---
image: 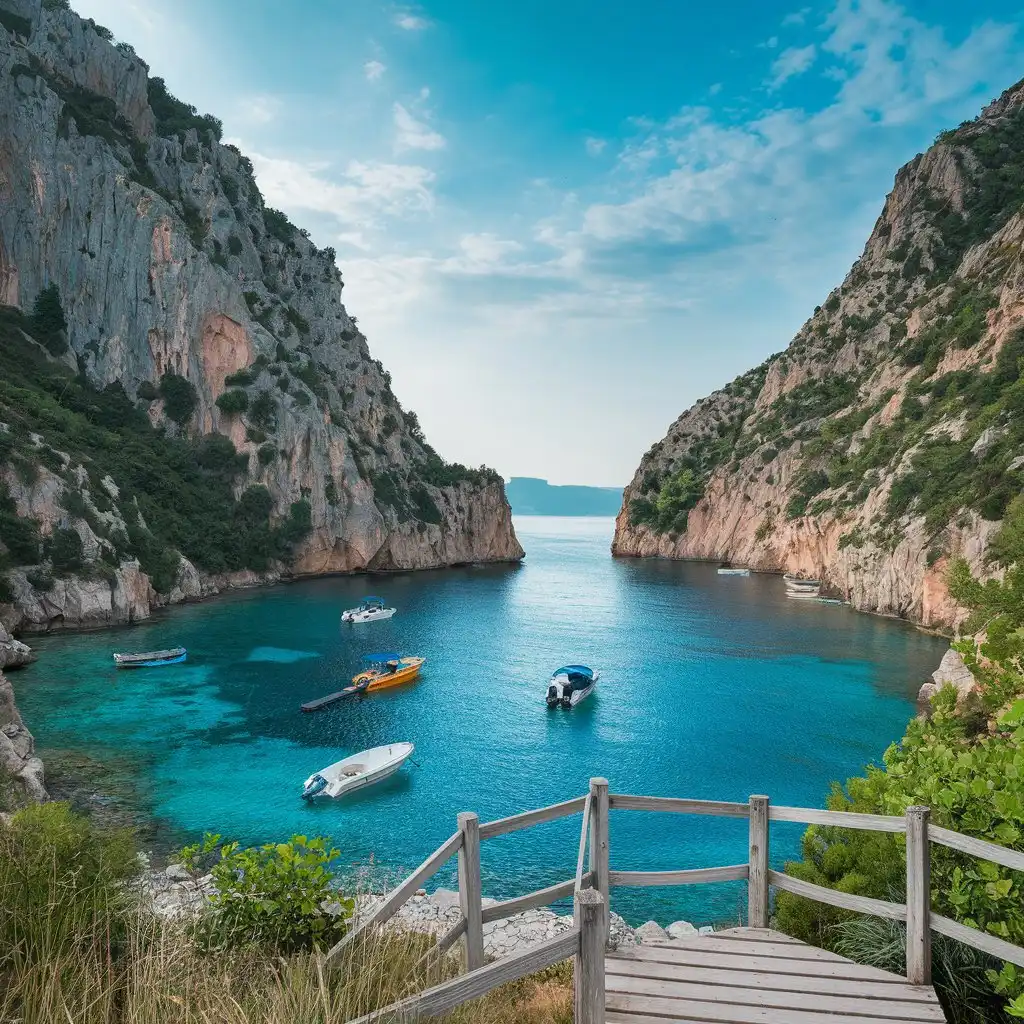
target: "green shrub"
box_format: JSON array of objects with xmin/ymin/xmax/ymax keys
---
[
  {"xmin": 286, "ymin": 306, "xmax": 310, "ymax": 335},
  {"xmin": 159, "ymin": 372, "xmax": 198, "ymax": 425},
  {"xmin": 148, "ymin": 77, "xmax": 222, "ymax": 140},
  {"xmin": 257, "ymin": 443, "xmax": 276, "ymax": 466},
  {"xmin": 0, "ymin": 483, "xmax": 41, "ymax": 564},
  {"xmin": 47, "ymin": 527, "xmax": 83, "ymax": 573},
  {"xmin": 194, "ymin": 434, "xmax": 247, "ymax": 478},
  {"xmin": 136, "ymin": 380, "xmax": 158, "ymax": 401},
  {"xmin": 182, "ymin": 201, "xmax": 207, "ymax": 250},
  {"xmin": 30, "ymin": 284, "xmax": 67, "ymax": 355},
  {"xmin": 227, "ymin": 233, "xmax": 243, "ymax": 256},
  {"xmin": 263, "ymin": 207, "xmax": 296, "ymax": 245},
  {"xmin": 224, "ymin": 369, "xmax": 254, "ymax": 387},
  {"xmin": 25, "ymin": 567, "xmax": 53, "ymax": 591},
  {"xmin": 215, "ymin": 388, "xmax": 249, "ymax": 415}
]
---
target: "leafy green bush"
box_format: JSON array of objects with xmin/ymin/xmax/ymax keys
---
[
  {"xmin": 286, "ymin": 306, "xmax": 310, "ymax": 335},
  {"xmin": 0, "ymin": 483, "xmax": 41, "ymax": 565},
  {"xmin": 263, "ymin": 208, "xmax": 296, "ymax": 245},
  {"xmin": 257, "ymin": 443, "xmax": 276, "ymax": 466},
  {"xmin": 30, "ymin": 284, "xmax": 67, "ymax": 355},
  {"xmin": 630, "ymin": 468, "xmax": 704, "ymax": 533},
  {"xmin": 215, "ymin": 389, "xmax": 249, "ymax": 415},
  {"xmin": 227, "ymin": 233, "xmax": 243, "ymax": 256},
  {"xmin": 180, "ymin": 833, "xmax": 351, "ymax": 953},
  {"xmin": 136, "ymin": 380, "xmax": 158, "ymax": 401},
  {"xmin": 159, "ymin": 372, "xmax": 198, "ymax": 425},
  {"xmin": 25, "ymin": 567, "xmax": 54, "ymax": 592},
  {"xmin": 224, "ymin": 369, "xmax": 254, "ymax": 387},
  {"xmin": 147, "ymin": 77, "xmax": 222, "ymax": 140},
  {"xmin": 47, "ymin": 527, "xmax": 84, "ymax": 573}
]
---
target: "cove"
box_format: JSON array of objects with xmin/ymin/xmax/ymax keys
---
[{"xmin": 16, "ymin": 516, "xmax": 947, "ymax": 926}]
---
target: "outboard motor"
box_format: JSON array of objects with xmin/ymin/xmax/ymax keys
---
[
  {"xmin": 560, "ymin": 685, "xmax": 573, "ymax": 709},
  {"xmin": 546, "ymin": 683, "xmax": 560, "ymax": 708},
  {"xmin": 302, "ymin": 774, "xmax": 328, "ymax": 799}
]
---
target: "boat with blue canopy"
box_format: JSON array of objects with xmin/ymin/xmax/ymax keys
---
[
  {"xmin": 341, "ymin": 596, "xmax": 396, "ymax": 623},
  {"xmin": 546, "ymin": 665, "xmax": 598, "ymax": 709}
]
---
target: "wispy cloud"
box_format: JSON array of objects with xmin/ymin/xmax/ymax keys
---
[
  {"xmin": 393, "ymin": 9, "xmax": 430, "ymax": 31},
  {"xmin": 393, "ymin": 102, "xmax": 446, "ymax": 151},
  {"xmin": 768, "ymin": 44, "xmax": 817, "ymax": 89},
  {"xmin": 235, "ymin": 94, "xmax": 281, "ymax": 125},
  {"xmin": 782, "ymin": 7, "xmax": 813, "ymax": 27},
  {"xmin": 237, "ymin": 145, "xmax": 436, "ymax": 229},
  {"xmin": 585, "ymin": 137, "xmax": 607, "ymax": 156},
  {"xmin": 364, "ymin": 60, "xmax": 387, "ymax": 81}
]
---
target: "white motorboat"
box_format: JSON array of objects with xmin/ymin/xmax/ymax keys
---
[
  {"xmin": 717, "ymin": 565, "xmax": 750, "ymax": 576},
  {"xmin": 784, "ymin": 573, "xmax": 821, "ymax": 591},
  {"xmin": 546, "ymin": 665, "xmax": 599, "ymax": 709},
  {"xmin": 301, "ymin": 742, "xmax": 414, "ymax": 800},
  {"xmin": 786, "ymin": 588, "xmax": 821, "ymax": 600},
  {"xmin": 341, "ymin": 596, "xmax": 396, "ymax": 623}
]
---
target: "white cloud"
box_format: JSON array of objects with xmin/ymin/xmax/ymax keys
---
[
  {"xmin": 236, "ymin": 145, "xmax": 436, "ymax": 229},
  {"xmin": 394, "ymin": 10, "xmax": 430, "ymax": 30},
  {"xmin": 765, "ymin": 35, "xmax": 780, "ymax": 49},
  {"xmin": 768, "ymin": 44, "xmax": 817, "ymax": 89},
  {"xmin": 782, "ymin": 7, "xmax": 813, "ymax": 27},
  {"xmin": 393, "ymin": 102, "xmax": 446, "ymax": 151},
  {"xmin": 364, "ymin": 60, "xmax": 387, "ymax": 81},
  {"xmin": 585, "ymin": 137, "xmax": 607, "ymax": 156},
  {"xmin": 708, "ymin": 82, "xmax": 723, "ymax": 96},
  {"xmin": 236, "ymin": 94, "xmax": 281, "ymax": 125}
]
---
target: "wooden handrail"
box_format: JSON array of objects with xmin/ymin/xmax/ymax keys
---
[
  {"xmin": 478, "ymin": 796, "xmax": 587, "ymax": 839},
  {"xmin": 480, "ymin": 876, "xmax": 582, "ymax": 924},
  {"xmin": 769, "ymin": 805, "xmax": 907, "ymax": 832},
  {"xmin": 768, "ymin": 870, "xmax": 908, "ymax": 921},
  {"xmin": 575, "ymin": 793, "xmax": 592, "ymax": 892},
  {"xmin": 929, "ymin": 824, "xmax": 1024, "ymax": 873},
  {"xmin": 609, "ymin": 794, "xmax": 749, "ymax": 817},
  {"xmin": 931, "ymin": 913, "xmax": 1024, "ymax": 969},
  {"xmin": 609, "ymin": 864, "xmax": 748, "ymax": 887},
  {"xmin": 344, "ymin": 928, "xmax": 581, "ymax": 1024}
]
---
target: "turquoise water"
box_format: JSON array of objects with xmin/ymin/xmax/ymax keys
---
[{"xmin": 17, "ymin": 516, "xmax": 946, "ymax": 925}]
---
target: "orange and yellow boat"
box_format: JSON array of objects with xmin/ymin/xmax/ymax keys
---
[{"xmin": 352, "ymin": 652, "xmax": 426, "ymax": 692}]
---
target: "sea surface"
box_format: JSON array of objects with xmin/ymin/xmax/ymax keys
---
[{"xmin": 18, "ymin": 516, "xmax": 946, "ymax": 926}]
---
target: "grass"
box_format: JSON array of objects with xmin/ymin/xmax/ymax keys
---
[{"xmin": 0, "ymin": 804, "xmax": 572, "ymax": 1024}]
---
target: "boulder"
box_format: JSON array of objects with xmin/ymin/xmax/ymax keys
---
[
  {"xmin": 918, "ymin": 647, "xmax": 978, "ymax": 706},
  {"xmin": 635, "ymin": 920, "xmax": 671, "ymax": 945},
  {"xmin": 667, "ymin": 920, "xmax": 698, "ymax": 940}
]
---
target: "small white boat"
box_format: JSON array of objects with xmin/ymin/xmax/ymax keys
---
[
  {"xmin": 786, "ymin": 589, "xmax": 821, "ymax": 600},
  {"xmin": 301, "ymin": 742, "xmax": 414, "ymax": 800},
  {"xmin": 546, "ymin": 665, "xmax": 598, "ymax": 709},
  {"xmin": 341, "ymin": 596, "xmax": 396, "ymax": 623},
  {"xmin": 717, "ymin": 565, "xmax": 750, "ymax": 576},
  {"xmin": 784, "ymin": 573, "xmax": 821, "ymax": 591},
  {"xmin": 113, "ymin": 647, "xmax": 186, "ymax": 668}
]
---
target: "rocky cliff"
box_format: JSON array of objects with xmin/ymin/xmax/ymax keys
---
[
  {"xmin": 0, "ymin": 669, "xmax": 46, "ymax": 806},
  {"xmin": 0, "ymin": 0, "xmax": 522, "ymax": 632},
  {"xmin": 614, "ymin": 79, "xmax": 1024, "ymax": 629}
]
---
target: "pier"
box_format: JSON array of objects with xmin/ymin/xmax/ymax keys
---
[{"xmin": 332, "ymin": 780, "xmax": 1024, "ymax": 1023}]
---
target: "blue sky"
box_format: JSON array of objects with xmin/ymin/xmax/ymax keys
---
[{"xmin": 76, "ymin": 0, "xmax": 1023, "ymax": 485}]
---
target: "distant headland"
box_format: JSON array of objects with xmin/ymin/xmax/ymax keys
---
[{"xmin": 506, "ymin": 478, "xmax": 623, "ymax": 517}]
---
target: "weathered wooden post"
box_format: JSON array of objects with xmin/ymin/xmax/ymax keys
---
[
  {"xmin": 457, "ymin": 811, "xmax": 484, "ymax": 972},
  {"xmin": 575, "ymin": 887, "xmax": 606, "ymax": 1024},
  {"xmin": 589, "ymin": 777, "xmax": 610, "ymax": 941},
  {"xmin": 748, "ymin": 794, "xmax": 770, "ymax": 929},
  {"xmin": 905, "ymin": 805, "xmax": 932, "ymax": 985}
]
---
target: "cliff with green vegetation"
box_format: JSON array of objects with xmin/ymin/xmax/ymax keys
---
[
  {"xmin": 0, "ymin": 0, "xmax": 522, "ymax": 632},
  {"xmin": 613, "ymin": 77, "xmax": 1024, "ymax": 629}
]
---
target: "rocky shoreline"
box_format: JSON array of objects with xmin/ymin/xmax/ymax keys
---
[{"xmin": 145, "ymin": 865, "xmax": 712, "ymax": 957}]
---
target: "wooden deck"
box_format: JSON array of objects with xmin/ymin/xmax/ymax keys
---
[{"xmin": 605, "ymin": 928, "xmax": 948, "ymax": 1024}]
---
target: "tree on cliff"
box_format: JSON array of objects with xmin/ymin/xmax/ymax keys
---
[{"xmin": 30, "ymin": 285, "xmax": 67, "ymax": 356}]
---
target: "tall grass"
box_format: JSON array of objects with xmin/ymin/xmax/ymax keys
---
[{"xmin": 0, "ymin": 804, "xmax": 572, "ymax": 1024}]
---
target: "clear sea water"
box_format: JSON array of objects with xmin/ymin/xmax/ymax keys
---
[{"xmin": 17, "ymin": 516, "xmax": 946, "ymax": 926}]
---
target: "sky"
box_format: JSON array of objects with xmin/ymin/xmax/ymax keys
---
[{"xmin": 74, "ymin": 0, "xmax": 1024, "ymax": 485}]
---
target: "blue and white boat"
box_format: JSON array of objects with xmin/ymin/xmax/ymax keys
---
[
  {"xmin": 113, "ymin": 646, "xmax": 186, "ymax": 669},
  {"xmin": 341, "ymin": 596, "xmax": 396, "ymax": 623},
  {"xmin": 546, "ymin": 665, "xmax": 599, "ymax": 709}
]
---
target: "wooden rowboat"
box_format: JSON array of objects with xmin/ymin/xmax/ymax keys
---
[{"xmin": 113, "ymin": 647, "xmax": 187, "ymax": 668}]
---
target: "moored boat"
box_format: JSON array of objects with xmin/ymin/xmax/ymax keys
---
[
  {"xmin": 351, "ymin": 653, "xmax": 425, "ymax": 692},
  {"xmin": 784, "ymin": 572, "xmax": 821, "ymax": 591},
  {"xmin": 341, "ymin": 597, "xmax": 396, "ymax": 624},
  {"xmin": 546, "ymin": 665, "xmax": 598, "ymax": 709},
  {"xmin": 301, "ymin": 742, "xmax": 415, "ymax": 799},
  {"xmin": 113, "ymin": 647, "xmax": 186, "ymax": 669},
  {"xmin": 717, "ymin": 565, "xmax": 750, "ymax": 576}
]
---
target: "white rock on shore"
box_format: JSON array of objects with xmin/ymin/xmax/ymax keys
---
[{"xmin": 144, "ymin": 873, "xmax": 707, "ymax": 957}]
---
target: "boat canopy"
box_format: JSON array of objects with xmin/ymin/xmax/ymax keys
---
[
  {"xmin": 554, "ymin": 665, "xmax": 594, "ymax": 679},
  {"xmin": 360, "ymin": 596, "xmax": 386, "ymax": 606},
  {"xmin": 364, "ymin": 651, "xmax": 402, "ymax": 664}
]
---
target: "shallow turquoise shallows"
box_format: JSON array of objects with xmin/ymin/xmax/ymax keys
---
[{"xmin": 18, "ymin": 516, "xmax": 946, "ymax": 926}]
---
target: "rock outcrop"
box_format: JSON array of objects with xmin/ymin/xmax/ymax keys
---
[
  {"xmin": 0, "ymin": 668, "xmax": 46, "ymax": 805},
  {"xmin": 0, "ymin": 621, "xmax": 33, "ymax": 668},
  {"xmin": 614, "ymin": 79, "xmax": 1024, "ymax": 629},
  {"xmin": 0, "ymin": 0, "xmax": 522, "ymax": 632},
  {"xmin": 917, "ymin": 647, "xmax": 979, "ymax": 705}
]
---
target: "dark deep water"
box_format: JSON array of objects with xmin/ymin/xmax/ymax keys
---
[{"xmin": 18, "ymin": 516, "xmax": 946, "ymax": 925}]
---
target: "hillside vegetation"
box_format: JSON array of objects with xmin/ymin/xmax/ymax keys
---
[{"xmin": 614, "ymin": 78, "xmax": 1024, "ymax": 629}]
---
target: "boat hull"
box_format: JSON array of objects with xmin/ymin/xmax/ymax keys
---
[
  {"xmin": 114, "ymin": 650, "xmax": 187, "ymax": 669},
  {"xmin": 354, "ymin": 658, "xmax": 425, "ymax": 692},
  {"xmin": 341, "ymin": 608, "xmax": 396, "ymax": 623},
  {"xmin": 717, "ymin": 568, "xmax": 750, "ymax": 576},
  {"xmin": 302, "ymin": 742, "xmax": 415, "ymax": 800}
]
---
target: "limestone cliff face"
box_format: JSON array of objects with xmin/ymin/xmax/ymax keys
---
[
  {"xmin": 0, "ymin": 0, "xmax": 522, "ymax": 631},
  {"xmin": 614, "ymin": 80, "xmax": 1024, "ymax": 629},
  {"xmin": 0, "ymin": 669, "xmax": 46, "ymax": 805}
]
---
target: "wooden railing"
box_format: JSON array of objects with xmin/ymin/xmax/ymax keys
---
[{"xmin": 335, "ymin": 781, "xmax": 1024, "ymax": 1023}]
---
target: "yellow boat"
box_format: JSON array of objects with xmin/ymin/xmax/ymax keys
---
[{"xmin": 353, "ymin": 652, "xmax": 426, "ymax": 692}]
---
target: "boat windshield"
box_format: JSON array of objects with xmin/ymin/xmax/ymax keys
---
[{"xmin": 360, "ymin": 596, "xmax": 386, "ymax": 609}]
